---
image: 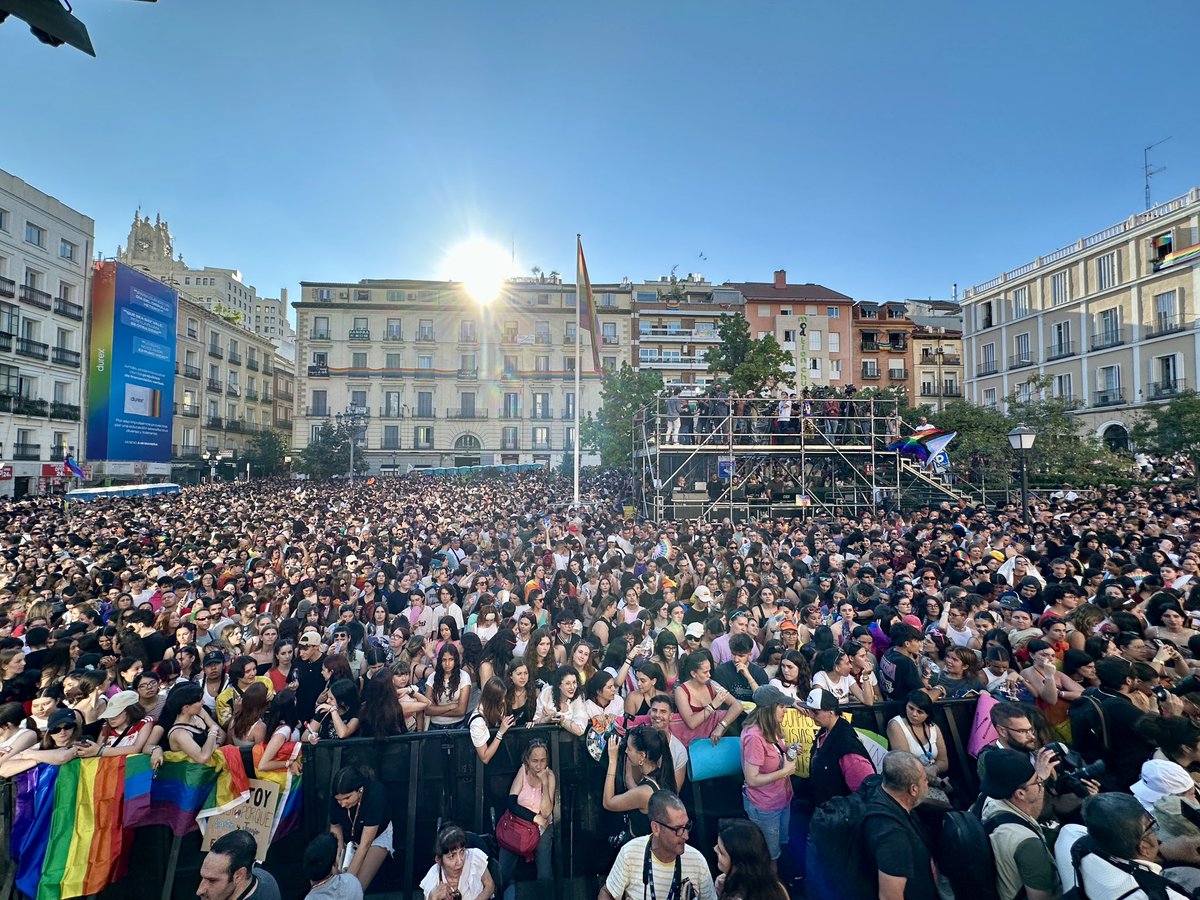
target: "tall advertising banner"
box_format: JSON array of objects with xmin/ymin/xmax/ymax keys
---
[{"xmin": 87, "ymin": 262, "xmax": 178, "ymax": 462}]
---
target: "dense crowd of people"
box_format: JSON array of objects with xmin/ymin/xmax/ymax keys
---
[{"xmin": 6, "ymin": 462, "xmax": 1200, "ymax": 898}]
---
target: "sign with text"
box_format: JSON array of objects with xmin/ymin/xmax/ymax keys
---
[
  {"xmin": 200, "ymin": 778, "xmax": 279, "ymax": 863},
  {"xmin": 87, "ymin": 262, "xmax": 177, "ymax": 463}
]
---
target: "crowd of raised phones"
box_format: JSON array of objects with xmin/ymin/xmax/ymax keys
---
[{"xmin": 2, "ymin": 466, "xmax": 1200, "ymax": 899}]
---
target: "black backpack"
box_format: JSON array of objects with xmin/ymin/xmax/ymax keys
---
[
  {"xmin": 937, "ymin": 809, "xmax": 1039, "ymax": 900},
  {"xmin": 1069, "ymin": 692, "xmax": 1111, "ymax": 764},
  {"xmin": 1062, "ymin": 833, "xmax": 1195, "ymax": 900},
  {"xmin": 804, "ymin": 776, "xmax": 884, "ymax": 900}
]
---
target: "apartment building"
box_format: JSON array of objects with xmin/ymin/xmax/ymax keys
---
[
  {"xmin": 905, "ymin": 300, "xmax": 964, "ymax": 411},
  {"xmin": 631, "ymin": 275, "xmax": 744, "ymax": 390},
  {"xmin": 0, "ymin": 169, "xmax": 92, "ymax": 498},
  {"xmin": 850, "ymin": 301, "xmax": 916, "ymax": 391},
  {"xmin": 729, "ymin": 270, "xmax": 853, "ymax": 390},
  {"xmin": 291, "ymin": 276, "xmax": 627, "ymax": 470},
  {"xmin": 962, "ymin": 188, "xmax": 1200, "ymax": 449},
  {"xmin": 272, "ymin": 359, "xmax": 294, "ymax": 436}
]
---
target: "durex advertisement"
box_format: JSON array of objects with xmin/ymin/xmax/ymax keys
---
[{"xmin": 87, "ymin": 262, "xmax": 178, "ymax": 463}]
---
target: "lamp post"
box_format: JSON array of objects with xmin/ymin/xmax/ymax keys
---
[
  {"xmin": 201, "ymin": 448, "xmax": 220, "ymax": 484},
  {"xmin": 391, "ymin": 451, "xmax": 397, "ymax": 477},
  {"xmin": 335, "ymin": 406, "xmax": 369, "ymax": 482},
  {"xmin": 1007, "ymin": 425, "xmax": 1037, "ymax": 528}
]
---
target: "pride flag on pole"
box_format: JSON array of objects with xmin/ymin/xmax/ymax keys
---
[
  {"xmin": 13, "ymin": 755, "xmax": 153, "ymax": 900},
  {"xmin": 62, "ymin": 453, "xmax": 85, "ymax": 480},
  {"xmin": 576, "ymin": 236, "xmax": 602, "ymax": 372}
]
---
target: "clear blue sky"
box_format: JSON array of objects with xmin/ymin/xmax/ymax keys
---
[{"xmin": 3, "ymin": 0, "xmax": 1198, "ymax": 320}]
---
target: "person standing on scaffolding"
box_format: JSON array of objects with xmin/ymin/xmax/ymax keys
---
[
  {"xmin": 773, "ymin": 390, "xmax": 793, "ymax": 445},
  {"xmin": 664, "ymin": 390, "xmax": 682, "ymax": 446},
  {"xmin": 841, "ymin": 384, "xmax": 860, "ymax": 441},
  {"xmin": 824, "ymin": 388, "xmax": 842, "ymax": 444}
]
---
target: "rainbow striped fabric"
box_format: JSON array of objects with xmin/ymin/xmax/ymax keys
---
[
  {"xmin": 141, "ymin": 746, "xmax": 250, "ymax": 835},
  {"xmin": 13, "ymin": 755, "xmax": 153, "ymax": 900}
]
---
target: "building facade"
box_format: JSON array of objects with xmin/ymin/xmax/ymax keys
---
[
  {"xmin": 0, "ymin": 169, "xmax": 92, "ymax": 498},
  {"xmin": 631, "ymin": 275, "xmax": 744, "ymax": 390},
  {"xmin": 850, "ymin": 301, "xmax": 916, "ymax": 392},
  {"xmin": 904, "ymin": 300, "xmax": 963, "ymax": 411},
  {"xmin": 730, "ymin": 270, "xmax": 853, "ymax": 390},
  {"xmin": 291, "ymin": 276, "xmax": 625, "ymax": 471},
  {"xmin": 961, "ymin": 188, "xmax": 1200, "ymax": 449}
]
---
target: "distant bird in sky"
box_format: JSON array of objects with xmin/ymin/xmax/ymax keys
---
[{"xmin": 698, "ymin": 251, "xmax": 707, "ymax": 261}]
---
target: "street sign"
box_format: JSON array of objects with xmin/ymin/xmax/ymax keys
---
[{"xmin": 718, "ymin": 456, "xmax": 735, "ymax": 478}]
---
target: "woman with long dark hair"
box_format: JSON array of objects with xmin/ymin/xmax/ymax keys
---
[
  {"xmin": 358, "ymin": 669, "xmax": 407, "ymax": 739},
  {"xmin": 254, "ymin": 689, "xmax": 301, "ymax": 774},
  {"xmin": 425, "ymin": 644, "xmax": 470, "ymax": 730},
  {"xmin": 329, "ymin": 764, "xmax": 392, "ymax": 891},
  {"xmin": 505, "ymin": 659, "xmax": 536, "ymax": 727},
  {"xmin": 714, "ymin": 819, "xmax": 788, "ymax": 900},
  {"xmin": 468, "ymin": 676, "xmax": 513, "ymax": 764}
]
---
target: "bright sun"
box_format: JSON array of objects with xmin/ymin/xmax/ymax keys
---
[{"xmin": 443, "ymin": 238, "xmax": 513, "ymax": 304}]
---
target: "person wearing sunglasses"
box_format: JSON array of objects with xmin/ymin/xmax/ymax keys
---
[
  {"xmin": 0, "ymin": 708, "xmax": 94, "ymax": 777},
  {"xmin": 599, "ymin": 790, "xmax": 715, "ymax": 900}
]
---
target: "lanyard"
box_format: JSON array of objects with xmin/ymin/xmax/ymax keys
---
[{"xmin": 642, "ymin": 841, "xmax": 682, "ymax": 900}]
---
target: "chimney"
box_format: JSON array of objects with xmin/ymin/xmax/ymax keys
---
[
  {"xmin": 773, "ymin": 269, "xmax": 787, "ymax": 289},
  {"xmin": 280, "ymin": 287, "xmax": 288, "ymax": 303}
]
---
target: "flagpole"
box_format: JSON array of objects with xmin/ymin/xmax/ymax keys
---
[{"xmin": 573, "ymin": 235, "xmax": 582, "ymax": 509}]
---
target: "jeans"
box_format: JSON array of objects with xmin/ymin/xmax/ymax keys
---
[
  {"xmin": 744, "ymin": 794, "xmax": 790, "ymax": 860},
  {"xmin": 499, "ymin": 828, "xmax": 553, "ymax": 900}
]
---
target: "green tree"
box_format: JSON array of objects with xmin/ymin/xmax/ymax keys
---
[
  {"xmin": 294, "ymin": 422, "xmax": 369, "ymax": 479},
  {"xmin": 243, "ymin": 428, "xmax": 289, "ymax": 477},
  {"xmin": 1132, "ymin": 390, "xmax": 1200, "ymax": 492},
  {"xmin": 703, "ymin": 314, "xmax": 793, "ymax": 393},
  {"xmin": 1004, "ymin": 375, "xmax": 1126, "ymax": 483},
  {"xmin": 580, "ymin": 363, "xmax": 663, "ymax": 467}
]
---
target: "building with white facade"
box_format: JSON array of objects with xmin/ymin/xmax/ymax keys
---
[{"xmin": 0, "ymin": 169, "xmax": 92, "ymax": 498}]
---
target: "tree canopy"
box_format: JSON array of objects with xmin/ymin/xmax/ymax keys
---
[
  {"xmin": 703, "ymin": 313, "xmax": 793, "ymax": 393},
  {"xmin": 1132, "ymin": 389, "xmax": 1200, "ymax": 490},
  {"xmin": 580, "ymin": 362, "xmax": 663, "ymax": 468},
  {"xmin": 294, "ymin": 421, "xmax": 369, "ymax": 480},
  {"xmin": 243, "ymin": 428, "xmax": 289, "ymax": 477}
]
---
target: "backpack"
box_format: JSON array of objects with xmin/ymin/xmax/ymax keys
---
[
  {"xmin": 1069, "ymin": 693, "xmax": 1111, "ymax": 764},
  {"xmin": 937, "ymin": 809, "xmax": 1037, "ymax": 900},
  {"xmin": 1062, "ymin": 833, "xmax": 1192, "ymax": 900},
  {"xmin": 804, "ymin": 775, "xmax": 884, "ymax": 900}
]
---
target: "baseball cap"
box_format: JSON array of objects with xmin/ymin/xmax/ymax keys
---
[
  {"xmin": 752, "ymin": 685, "xmax": 792, "ymax": 708},
  {"xmin": 779, "ymin": 619, "xmax": 799, "ymax": 633},
  {"xmin": 203, "ymin": 651, "xmax": 226, "ymax": 667},
  {"xmin": 47, "ymin": 709, "xmax": 78, "ymax": 732},
  {"xmin": 690, "ymin": 585, "xmax": 713, "ymax": 605},
  {"xmin": 298, "ymin": 632, "xmax": 323, "ymax": 648},
  {"xmin": 802, "ymin": 687, "xmax": 840, "ymax": 712},
  {"xmin": 1132, "ymin": 759, "xmax": 1196, "ymax": 808},
  {"xmin": 101, "ymin": 691, "xmax": 142, "ymax": 720},
  {"xmin": 685, "ymin": 622, "xmax": 704, "ymax": 639}
]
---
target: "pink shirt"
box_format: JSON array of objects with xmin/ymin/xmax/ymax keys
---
[{"xmin": 741, "ymin": 724, "xmax": 792, "ymax": 811}]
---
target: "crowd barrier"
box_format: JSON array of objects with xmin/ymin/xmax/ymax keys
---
[{"xmin": 0, "ymin": 698, "xmax": 983, "ymax": 900}]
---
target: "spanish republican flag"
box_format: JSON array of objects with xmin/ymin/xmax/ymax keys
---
[{"xmin": 576, "ymin": 236, "xmax": 602, "ymax": 372}]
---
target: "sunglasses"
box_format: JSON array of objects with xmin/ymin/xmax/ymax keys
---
[{"xmin": 49, "ymin": 724, "xmax": 75, "ymax": 736}]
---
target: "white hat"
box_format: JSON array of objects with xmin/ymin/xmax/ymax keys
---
[
  {"xmin": 691, "ymin": 585, "xmax": 713, "ymax": 605},
  {"xmin": 100, "ymin": 691, "xmax": 142, "ymax": 720},
  {"xmin": 1131, "ymin": 758, "xmax": 1195, "ymax": 811}
]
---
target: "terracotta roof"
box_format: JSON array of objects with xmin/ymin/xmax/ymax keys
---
[{"xmin": 724, "ymin": 281, "xmax": 852, "ymax": 302}]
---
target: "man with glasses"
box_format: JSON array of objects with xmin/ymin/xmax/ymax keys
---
[
  {"xmin": 980, "ymin": 748, "xmax": 1061, "ymax": 900},
  {"xmin": 598, "ymin": 789, "xmax": 715, "ymax": 900}
]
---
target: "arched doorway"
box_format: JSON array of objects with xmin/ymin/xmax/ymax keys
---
[
  {"xmin": 454, "ymin": 434, "xmax": 482, "ymax": 467},
  {"xmin": 1101, "ymin": 423, "xmax": 1129, "ymax": 452}
]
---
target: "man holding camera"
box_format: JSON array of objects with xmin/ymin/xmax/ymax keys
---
[{"xmin": 979, "ymin": 749, "xmax": 1061, "ymax": 900}]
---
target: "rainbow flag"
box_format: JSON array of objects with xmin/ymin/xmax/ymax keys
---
[
  {"xmin": 652, "ymin": 536, "xmax": 672, "ymax": 560},
  {"xmin": 13, "ymin": 755, "xmax": 153, "ymax": 900},
  {"xmin": 141, "ymin": 746, "xmax": 250, "ymax": 836},
  {"xmin": 252, "ymin": 740, "xmax": 303, "ymax": 841},
  {"xmin": 576, "ymin": 236, "xmax": 602, "ymax": 372}
]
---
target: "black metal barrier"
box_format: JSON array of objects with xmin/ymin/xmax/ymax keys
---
[{"xmin": 0, "ymin": 698, "xmax": 984, "ymax": 900}]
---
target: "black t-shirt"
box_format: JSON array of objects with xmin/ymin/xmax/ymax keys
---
[
  {"xmin": 864, "ymin": 788, "xmax": 937, "ymax": 900},
  {"xmin": 683, "ymin": 603, "xmax": 710, "ymax": 627},
  {"xmin": 329, "ymin": 781, "xmax": 389, "ymax": 845},
  {"xmin": 878, "ymin": 648, "xmax": 923, "ymax": 702},
  {"xmin": 141, "ymin": 631, "xmax": 168, "ymax": 664},
  {"xmin": 293, "ymin": 655, "xmax": 326, "ymax": 722}
]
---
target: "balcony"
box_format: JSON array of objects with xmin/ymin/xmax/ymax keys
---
[
  {"xmin": 886, "ymin": 338, "xmax": 909, "ymax": 351},
  {"xmin": 246, "ymin": 357, "xmax": 259, "ymax": 371},
  {"xmin": 501, "ymin": 440, "xmax": 520, "ymax": 451},
  {"xmin": 305, "ymin": 407, "xmax": 329, "ymax": 418},
  {"xmin": 15, "ymin": 338, "xmax": 48, "ymax": 361},
  {"xmin": 226, "ymin": 384, "xmax": 241, "ymax": 397},
  {"xmin": 535, "ymin": 334, "xmax": 552, "ymax": 345},
  {"xmin": 262, "ymin": 364, "xmax": 273, "ymax": 376},
  {"xmin": 976, "ymin": 361, "xmax": 999, "ymax": 377},
  {"xmin": 54, "ymin": 297, "xmax": 84, "ymax": 320},
  {"xmin": 860, "ymin": 367, "xmax": 881, "ymax": 380},
  {"xmin": 943, "ymin": 386, "xmax": 962, "ymax": 398},
  {"xmin": 245, "ymin": 388, "xmax": 259, "ymax": 401},
  {"xmin": 384, "ymin": 329, "xmax": 403, "ymax": 342},
  {"xmin": 18, "ymin": 285, "xmax": 51, "ymax": 310},
  {"xmin": 307, "ymin": 364, "xmax": 329, "ymax": 377},
  {"xmin": 187, "ymin": 327, "xmax": 198, "ymax": 339},
  {"xmin": 14, "ymin": 396, "xmax": 47, "ymax": 417},
  {"xmin": 458, "ymin": 330, "xmax": 477, "ymax": 344},
  {"xmin": 177, "ymin": 445, "xmax": 201, "ymax": 459},
  {"xmin": 602, "ymin": 335, "xmax": 620, "ymax": 346},
  {"xmin": 0, "ymin": 277, "xmax": 14, "ymax": 299},
  {"xmin": 1093, "ymin": 389, "xmax": 1126, "ymax": 407},
  {"xmin": 0, "ymin": 333, "xmax": 10, "ymax": 353},
  {"xmin": 638, "ymin": 355, "xmax": 708, "ymax": 370},
  {"xmin": 457, "ymin": 368, "xmax": 479, "ymax": 379},
  {"xmin": 179, "ymin": 403, "xmax": 200, "ymax": 417},
  {"xmin": 1147, "ymin": 314, "xmax": 1187, "ymax": 338},
  {"xmin": 228, "ymin": 352, "xmax": 242, "ymax": 366},
  {"xmin": 349, "ymin": 328, "xmax": 371, "ymax": 341},
  {"xmin": 638, "ymin": 327, "xmax": 719, "ymax": 341},
  {"xmin": 12, "ymin": 443, "xmax": 40, "ymax": 461},
  {"xmin": 51, "ymin": 346, "xmax": 81, "ymax": 368},
  {"xmin": 412, "ymin": 408, "xmax": 437, "ymax": 419},
  {"xmin": 227, "ymin": 420, "xmax": 244, "ymax": 433},
  {"xmin": 501, "ymin": 331, "xmax": 519, "ymax": 344},
  {"xmin": 502, "ymin": 368, "xmax": 519, "ymax": 380},
  {"xmin": 499, "ymin": 410, "xmax": 522, "ymax": 420},
  {"xmin": 416, "ymin": 329, "xmax": 436, "ymax": 342},
  {"xmin": 888, "ymin": 369, "xmax": 908, "ymax": 381},
  {"xmin": 208, "ymin": 345, "xmax": 224, "ymax": 359},
  {"xmin": 49, "ymin": 401, "xmax": 80, "ymax": 421},
  {"xmin": 446, "ymin": 409, "xmax": 488, "ymax": 420},
  {"xmin": 207, "ymin": 416, "xmax": 225, "ymax": 430},
  {"xmin": 379, "ymin": 407, "xmax": 405, "ymax": 419},
  {"xmin": 859, "ymin": 339, "xmax": 881, "ymax": 352},
  {"xmin": 1008, "ymin": 353, "xmax": 1034, "ymax": 370},
  {"xmin": 920, "ymin": 351, "xmax": 962, "ymax": 366},
  {"xmin": 919, "ymin": 386, "xmax": 942, "ymax": 397},
  {"xmin": 280, "ymin": 390, "xmax": 294, "ymax": 401},
  {"xmin": 311, "ymin": 330, "xmax": 331, "ymax": 341},
  {"xmin": 414, "ymin": 441, "xmax": 434, "ymax": 451},
  {"xmin": 1149, "ymin": 379, "xmax": 1185, "ymax": 400},
  {"xmin": 275, "ymin": 418, "xmax": 292, "ymax": 431},
  {"xmin": 1046, "ymin": 341, "xmax": 1076, "ymax": 361},
  {"xmin": 532, "ymin": 441, "xmax": 551, "ymax": 451},
  {"xmin": 1090, "ymin": 328, "xmax": 1126, "ymax": 352},
  {"xmin": 561, "ymin": 409, "xmax": 576, "ymax": 419}
]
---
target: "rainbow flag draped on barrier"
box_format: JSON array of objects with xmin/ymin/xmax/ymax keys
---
[
  {"xmin": 12, "ymin": 755, "xmax": 153, "ymax": 900},
  {"xmin": 252, "ymin": 740, "xmax": 304, "ymax": 841},
  {"xmin": 141, "ymin": 746, "xmax": 250, "ymax": 835}
]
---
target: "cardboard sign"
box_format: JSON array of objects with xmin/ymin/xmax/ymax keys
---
[{"xmin": 201, "ymin": 778, "xmax": 279, "ymax": 862}]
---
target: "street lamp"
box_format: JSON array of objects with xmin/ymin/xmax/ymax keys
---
[
  {"xmin": 335, "ymin": 406, "xmax": 369, "ymax": 482},
  {"xmin": 1007, "ymin": 425, "xmax": 1037, "ymax": 528},
  {"xmin": 201, "ymin": 448, "xmax": 220, "ymax": 484},
  {"xmin": 391, "ymin": 451, "xmax": 397, "ymax": 477}
]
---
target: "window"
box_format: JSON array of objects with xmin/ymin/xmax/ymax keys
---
[
  {"xmin": 779, "ymin": 308, "xmax": 793, "ymax": 317},
  {"xmin": 782, "ymin": 330, "xmax": 796, "ymax": 344},
  {"xmin": 312, "ymin": 316, "xmax": 329, "ymax": 339},
  {"xmin": 757, "ymin": 305, "xmax": 769, "ymax": 318},
  {"xmin": 829, "ymin": 333, "xmax": 840, "ymax": 353},
  {"xmin": 565, "ymin": 323, "xmax": 577, "ymax": 342},
  {"xmin": 602, "ymin": 322, "xmax": 617, "ymax": 343},
  {"xmin": 810, "ymin": 358, "xmax": 822, "ymax": 377},
  {"xmin": 417, "ymin": 355, "xmax": 432, "ymax": 370},
  {"xmin": 385, "ymin": 352, "xmax": 401, "ymax": 369},
  {"xmin": 384, "ymin": 391, "xmax": 402, "ymax": 416},
  {"xmin": 460, "ymin": 353, "xmax": 476, "ymax": 374},
  {"xmin": 637, "ymin": 292, "xmax": 658, "ymax": 304},
  {"xmin": 565, "ymin": 426, "xmax": 576, "ymax": 449},
  {"xmin": 1051, "ymin": 271, "xmax": 1070, "ymax": 306},
  {"xmin": 24, "ymin": 223, "xmax": 44, "ymax": 247},
  {"xmin": 316, "ymin": 288, "xmax": 333, "ymax": 301},
  {"xmin": 1014, "ymin": 333, "xmax": 1030, "ymax": 363},
  {"xmin": 1155, "ymin": 355, "xmax": 1179, "ymax": 390},
  {"xmin": 830, "ymin": 359, "xmax": 841, "ymax": 379},
  {"xmin": 1016, "ymin": 382, "xmax": 1032, "ymax": 403},
  {"xmin": 602, "ymin": 356, "xmax": 616, "ymax": 370},
  {"xmin": 826, "ymin": 307, "xmax": 840, "ymax": 318},
  {"xmin": 979, "ymin": 303, "xmax": 993, "ymax": 329},
  {"xmin": 1050, "ymin": 321, "xmax": 1071, "ymax": 355},
  {"xmin": 1096, "ymin": 308, "xmax": 1120, "ymax": 344},
  {"xmin": 383, "ymin": 425, "xmax": 400, "ymax": 449},
  {"xmin": 311, "ymin": 390, "xmax": 328, "ymax": 416},
  {"xmin": 1054, "ymin": 373, "xmax": 1073, "ymax": 401},
  {"xmin": 565, "ymin": 392, "xmax": 575, "ymax": 418},
  {"xmin": 352, "ymin": 352, "xmax": 367, "ymax": 369},
  {"xmin": 600, "ymin": 293, "xmax": 616, "ymax": 308},
  {"xmin": 532, "ymin": 393, "xmax": 550, "ymax": 418},
  {"xmin": 1011, "ymin": 286, "xmax": 1030, "ymax": 319},
  {"xmin": 1096, "ymin": 253, "xmax": 1118, "ymax": 291},
  {"xmin": 502, "ymin": 426, "xmax": 519, "ymax": 449},
  {"xmin": 386, "ymin": 318, "xmax": 402, "ymax": 340},
  {"xmin": 502, "ymin": 392, "xmax": 520, "ymax": 417},
  {"xmin": 386, "ymin": 290, "xmax": 404, "ymax": 302},
  {"xmin": 460, "ymin": 320, "xmax": 476, "ymax": 342},
  {"xmin": 312, "ymin": 351, "xmax": 328, "ymax": 368},
  {"xmin": 982, "ymin": 343, "xmax": 996, "ymax": 370},
  {"xmin": 532, "ymin": 426, "xmax": 550, "ymax": 448},
  {"xmin": 0, "ymin": 209, "xmax": 7, "ymax": 231},
  {"xmin": 418, "ymin": 319, "xmax": 434, "ymax": 340},
  {"xmin": 1153, "ymin": 290, "xmax": 1179, "ymax": 333},
  {"xmin": 503, "ymin": 355, "xmax": 518, "ymax": 377},
  {"xmin": 536, "ymin": 293, "xmax": 551, "ymax": 306},
  {"xmin": 59, "ymin": 240, "xmax": 76, "ymax": 262},
  {"xmin": 417, "ymin": 392, "xmax": 433, "ymax": 417},
  {"xmin": 413, "ymin": 426, "xmax": 433, "ymax": 449},
  {"xmin": 459, "ymin": 392, "xmax": 476, "ymax": 416},
  {"xmin": 535, "ymin": 356, "xmax": 550, "ymax": 372},
  {"xmin": 639, "ymin": 348, "xmax": 660, "ymax": 362},
  {"xmin": 535, "ymin": 321, "xmax": 551, "ymax": 343},
  {"xmin": 1098, "ymin": 365, "xmax": 1121, "ymax": 392},
  {"xmin": 983, "ymin": 388, "xmax": 997, "ymax": 409},
  {"xmin": 564, "ymin": 356, "xmax": 576, "ymax": 373}
]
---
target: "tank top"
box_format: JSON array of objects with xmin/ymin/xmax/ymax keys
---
[
  {"xmin": 890, "ymin": 716, "xmax": 938, "ymax": 766},
  {"xmin": 514, "ymin": 767, "xmax": 549, "ymax": 826},
  {"xmin": 627, "ymin": 773, "xmax": 661, "ymax": 837}
]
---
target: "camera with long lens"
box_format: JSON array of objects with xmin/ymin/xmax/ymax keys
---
[{"xmin": 1046, "ymin": 741, "xmax": 1107, "ymax": 797}]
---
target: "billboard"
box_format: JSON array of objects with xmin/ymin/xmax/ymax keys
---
[{"xmin": 87, "ymin": 262, "xmax": 177, "ymax": 462}]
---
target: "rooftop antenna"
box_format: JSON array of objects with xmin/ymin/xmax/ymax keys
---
[{"xmin": 1144, "ymin": 136, "xmax": 1171, "ymax": 210}]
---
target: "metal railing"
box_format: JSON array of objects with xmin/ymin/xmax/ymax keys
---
[
  {"xmin": 0, "ymin": 276, "xmax": 13, "ymax": 298},
  {"xmin": 49, "ymin": 402, "xmax": 80, "ymax": 420},
  {"xmin": 1008, "ymin": 352, "xmax": 1034, "ymax": 370},
  {"xmin": 12, "ymin": 443, "xmax": 40, "ymax": 460},
  {"xmin": 446, "ymin": 409, "xmax": 488, "ymax": 419},
  {"xmin": 15, "ymin": 338, "xmax": 48, "ymax": 361},
  {"xmin": 1147, "ymin": 313, "xmax": 1187, "ymax": 337},
  {"xmin": 54, "ymin": 296, "xmax": 84, "ymax": 320},
  {"xmin": 51, "ymin": 347, "xmax": 80, "ymax": 367},
  {"xmin": 976, "ymin": 361, "xmax": 998, "ymax": 377},
  {"xmin": 1094, "ymin": 388, "xmax": 1126, "ymax": 407},
  {"xmin": 1090, "ymin": 328, "xmax": 1125, "ymax": 351},
  {"xmin": 18, "ymin": 284, "xmax": 51, "ymax": 309},
  {"xmin": 1148, "ymin": 378, "xmax": 1185, "ymax": 400}
]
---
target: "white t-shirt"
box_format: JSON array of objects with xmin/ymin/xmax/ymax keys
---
[
  {"xmin": 813, "ymin": 670, "xmax": 856, "ymax": 703},
  {"xmin": 419, "ymin": 848, "xmax": 489, "ymax": 899},
  {"xmin": 535, "ymin": 686, "xmax": 586, "ymax": 732},
  {"xmin": 1054, "ymin": 823, "xmax": 1189, "ymax": 900},
  {"xmin": 946, "ymin": 623, "xmax": 975, "ymax": 648},
  {"xmin": 604, "ymin": 836, "xmax": 716, "ymax": 900},
  {"xmin": 424, "ymin": 671, "xmax": 471, "ymax": 726}
]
